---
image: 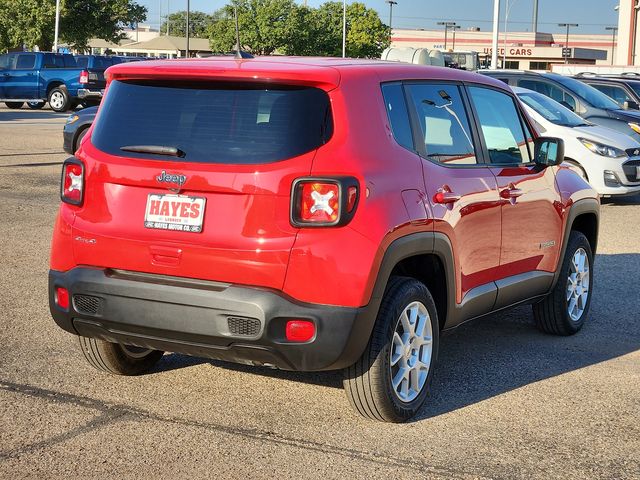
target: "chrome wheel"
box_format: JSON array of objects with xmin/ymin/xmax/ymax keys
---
[
  {"xmin": 121, "ymin": 344, "xmax": 155, "ymax": 359},
  {"xmin": 390, "ymin": 301, "xmax": 433, "ymax": 403},
  {"xmin": 566, "ymin": 247, "xmax": 590, "ymax": 322},
  {"xmin": 49, "ymin": 91, "xmax": 64, "ymax": 110}
]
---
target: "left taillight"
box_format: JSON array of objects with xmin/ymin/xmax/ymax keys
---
[
  {"xmin": 79, "ymin": 70, "xmax": 89, "ymax": 84},
  {"xmin": 290, "ymin": 177, "xmax": 359, "ymax": 227},
  {"xmin": 61, "ymin": 158, "xmax": 84, "ymax": 206}
]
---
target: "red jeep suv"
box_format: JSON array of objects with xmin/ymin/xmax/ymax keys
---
[{"xmin": 49, "ymin": 58, "xmax": 599, "ymax": 422}]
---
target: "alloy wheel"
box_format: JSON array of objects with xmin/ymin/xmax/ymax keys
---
[{"xmin": 566, "ymin": 247, "xmax": 590, "ymax": 322}]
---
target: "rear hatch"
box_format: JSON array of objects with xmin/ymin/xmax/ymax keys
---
[{"xmin": 72, "ymin": 73, "xmax": 334, "ymax": 289}]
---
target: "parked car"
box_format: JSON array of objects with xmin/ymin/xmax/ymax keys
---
[
  {"xmin": 0, "ymin": 52, "xmax": 86, "ymax": 111},
  {"xmin": 573, "ymin": 74, "xmax": 640, "ymax": 111},
  {"xmin": 514, "ymin": 86, "xmax": 640, "ymax": 197},
  {"xmin": 73, "ymin": 55, "xmax": 122, "ymax": 106},
  {"xmin": 63, "ymin": 106, "xmax": 97, "ymax": 154},
  {"xmin": 49, "ymin": 58, "xmax": 599, "ymax": 422},
  {"xmin": 480, "ymin": 70, "xmax": 640, "ymax": 142}
]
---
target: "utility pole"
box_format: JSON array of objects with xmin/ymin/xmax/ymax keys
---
[
  {"xmin": 558, "ymin": 23, "xmax": 578, "ymax": 64},
  {"xmin": 437, "ymin": 21, "xmax": 456, "ymax": 50},
  {"xmin": 491, "ymin": 0, "xmax": 500, "ymax": 69},
  {"xmin": 451, "ymin": 25, "xmax": 460, "ymax": 50},
  {"xmin": 342, "ymin": 0, "xmax": 346, "ymax": 58},
  {"xmin": 532, "ymin": 0, "xmax": 538, "ymax": 33},
  {"xmin": 386, "ymin": 1, "xmax": 397, "ymax": 31},
  {"xmin": 53, "ymin": 0, "xmax": 61, "ymax": 52},
  {"xmin": 186, "ymin": 0, "xmax": 190, "ymax": 57},
  {"xmin": 605, "ymin": 26, "xmax": 618, "ymax": 65}
]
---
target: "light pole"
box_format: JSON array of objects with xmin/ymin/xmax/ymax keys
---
[
  {"xmin": 386, "ymin": 1, "xmax": 397, "ymax": 32},
  {"xmin": 342, "ymin": 0, "xmax": 346, "ymax": 58},
  {"xmin": 53, "ymin": 0, "xmax": 61, "ymax": 52},
  {"xmin": 605, "ymin": 26, "xmax": 618, "ymax": 65},
  {"xmin": 503, "ymin": 0, "xmax": 520, "ymax": 69},
  {"xmin": 451, "ymin": 25, "xmax": 460, "ymax": 50},
  {"xmin": 185, "ymin": 0, "xmax": 190, "ymax": 57},
  {"xmin": 437, "ymin": 21, "xmax": 456, "ymax": 50},
  {"xmin": 491, "ymin": 0, "xmax": 500, "ymax": 69},
  {"xmin": 558, "ymin": 23, "xmax": 578, "ymax": 64}
]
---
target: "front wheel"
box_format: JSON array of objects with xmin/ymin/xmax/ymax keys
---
[
  {"xmin": 343, "ymin": 276, "xmax": 439, "ymax": 422},
  {"xmin": 533, "ymin": 231, "xmax": 593, "ymax": 335},
  {"xmin": 78, "ymin": 336, "xmax": 164, "ymax": 375},
  {"xmin": 48, "ymin": 86, "xmax": 71, "ymax": 112}
]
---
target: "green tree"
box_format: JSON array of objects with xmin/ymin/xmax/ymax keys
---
[
  {"xmin": 207, "ymin": 0, "xmax": 389, "ymax": 58},
  {"xmin": 0, "ymin": 0, "xmax": 147, "ymax": 53},
  {"xmin": 160, "ymin": 10, "xmax": 214, "ymax": 38}
]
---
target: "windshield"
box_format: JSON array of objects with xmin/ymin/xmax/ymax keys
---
[
  {"xmin": 92, "ymin": 80, "xmax": 333, "ymax": 164},
  {"xmin": 518, "ymin": 91, "xmax": 588, "ymax": 127},
  {"xmin": 548, "ymin": 74, "xmax": 621, "ymax": 110}
]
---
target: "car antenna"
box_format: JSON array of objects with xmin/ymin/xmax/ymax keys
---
[{"xmin": 234, "ymin": 6, "xmax": 243, "ymax": 59}]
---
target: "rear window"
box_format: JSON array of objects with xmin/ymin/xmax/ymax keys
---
[
  {"xmin": 91, "ymin": 80, "xmax": 333, "ymax": 164},
  {"xmin": 76, "ymin": 57, "xmax": 89, "ymax": 68}
]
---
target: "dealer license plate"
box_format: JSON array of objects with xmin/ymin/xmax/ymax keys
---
[{"xmin": 144, "ymin": 194, "xmax": 206, "ymax": 233}]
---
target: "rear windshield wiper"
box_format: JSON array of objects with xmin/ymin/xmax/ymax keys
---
[{"xmin": 120, "ymin": 145, "xmax": 186, "ymax": 158}]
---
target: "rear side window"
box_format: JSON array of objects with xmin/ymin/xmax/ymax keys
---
[
  {"xmin": 381, "ymin": 83, "xmax": 414, "ymax": 151},
  {"xmin": 16, "ymin": 54, "xmax": 36, "ymax": 69},
  {"xmin": 76, "ymin": 57, "xmax": 89, "ymax": 68},
  {"xmin": 92, "ymin": 80, "xmax": 333, "ymax": 164},
  {"xmin": 468, "ymin": 86, "xmax": 532, "ymax": 165},
  {"xmin": 406, "ymin": 83, "xmax": 477, "ymax": 165},
  {"xmin": 0, "ymin": 54, "xmax": 16, "ymax": 69}
]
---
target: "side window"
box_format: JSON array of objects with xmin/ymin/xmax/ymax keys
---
[
  {"xmin": 16, "ymin": 54, "xmax": 36, "ymax": 70},
  {"xmin": 0, "ymin": 54, "xmax": 12, "ymax": 69},
  {"xmin": 468, "ymin": 86, "xmax": 532, "ymax": 165},
  {"xmin": 75, "ymin": 57, "xmax": 89, "ymax": 69},
  {"xmin": 591, "ymin": 84, "xmax": 632, "ymax": 106},
  {"xmin": 405, "ymin": 83, "xmax": 477, "ymax": 165},
  {"xmin": 381, "ymin": 83, "xmax": 414, "ymax": 151}
]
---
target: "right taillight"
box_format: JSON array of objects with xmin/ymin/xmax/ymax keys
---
[
  {"xmin": 79, "ymin": 70, "xmax": 89, "ymax": 84},
  {"xmin": 61, "ymin": 158, "xmax": 84, "ymax": 206},
  {"xmin": 290, "ymin": 177, "xmax": 359, "ymax": 227}
]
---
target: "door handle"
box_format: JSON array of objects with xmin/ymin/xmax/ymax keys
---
[
  {"xmin": 433, "ymin": 191, "xmax": 461, "ymax": 204},
  {"xmin": 500, "ymin": 188, "xmax": 523, "ymax": 199}
]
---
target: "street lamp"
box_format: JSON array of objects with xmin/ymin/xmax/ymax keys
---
[
  {"xmin": 53, "ymin": 0, "xmax": 61, "ymax": 52},
  {"xmin": 450, "ymin": 25, "xmax": 461, "ymax": 50},
  {"xmin": 437, "ymin": 21, "xmax": 456, "ymax": 50},
  {"xmin": 558, "ymin": 23, "xmax": 578, "ymax": 64},
  {"xmin": 606, "ymin": 26, "xmax": 618, "ymax": 66},
  {"xmin": 185, "ymin": 0, "xmax": 190, "ymax": 57},
  {"xmin": 342, "ymin": 0, "xmax": 346, "ymax": 58},
  {"xmin": 386, "ymin": 1, "xmax": 397, "ymax": 32}
]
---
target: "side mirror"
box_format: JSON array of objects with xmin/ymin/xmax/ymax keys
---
[
  {"xmin": 623, "ymin": 100, "xmax": 639, "ymax": 110},
  {"xmin": 559, "ymin": 100, "xmax": 575, "ymax": 112},
  {"xmin": 534, "ymin": 137, "xmax": 564, "ymax": 167}
]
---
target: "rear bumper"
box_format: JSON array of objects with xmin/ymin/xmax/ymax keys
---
[
  {"xmin": 49, "ymin": 268, "xmax": 376, "ymax": 371},
  {"xmin": 77, "ymin": 88, "xmax": 103, "ymax": 99}
]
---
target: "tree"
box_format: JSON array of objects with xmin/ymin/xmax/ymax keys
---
[
  {"xmin": 160, "ymin": 10, "xmax": 214, "ymax": 38},
  {"xmin": 207, "ymin": 0, "xmax": 389, "ymax": 58},
  {"xmin": 0, "ymin": 0, "xmax": 147, "ymax": 53}
]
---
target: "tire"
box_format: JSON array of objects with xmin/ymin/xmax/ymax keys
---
[
  {"xmin": 78, "ymin": 336, "xmax": 164, "ymax": 375},
  {"xmin": 74, "ymin": 127, "xmax": 89, "ymax": 152},
  {"xmin": 533, "ymin": 231, "xmax": 593, "ymax": 335},
  {"xmin": 27, "ymin": 101, "xmax": 44, "ymax": 110},
  {"xmin": 48, "ymin": 86, "xmax": 71, "ymax": 112},
  {"xmin": 343, "ymin": 276, "xmax": 439, "ymax": 422},
  {"xmin": 4, "ymin": 101, "xmax": 24, "ymax": 109}
]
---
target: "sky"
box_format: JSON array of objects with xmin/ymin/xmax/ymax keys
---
[{"xmin": 139, "ymin": 0, "xmax": 621, "ymax": 35}]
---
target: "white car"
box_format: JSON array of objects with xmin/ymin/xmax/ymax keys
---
[{"xmin": 513, "ymin": 86, "xmax": 640, "ymax": 197}]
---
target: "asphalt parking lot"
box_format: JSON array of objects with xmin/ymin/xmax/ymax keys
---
[{"xmin": 0, "ymin": 103, "xmax": 638, "ymax": 479}]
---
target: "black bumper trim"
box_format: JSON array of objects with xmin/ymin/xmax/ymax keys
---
[{"xmin": 49, "ymin": 268, "xmax": 376, "ymax": 371}]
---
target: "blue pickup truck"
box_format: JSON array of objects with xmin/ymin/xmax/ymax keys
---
[{"xmin": 0, "ymin": 52, "xmax": 86, "ymax": 112}]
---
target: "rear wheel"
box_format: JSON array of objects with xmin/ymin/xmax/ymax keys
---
[
  {"xmin": 78, "ymin": 336, "xmax": 164, "ymax": 375},
  {"xmin": 48, "ymin": 86, "xmax": 71, "ymax": 112},
  {"xmin": 533, "ymin": 231, "xmax": 593, "ymax": 335},
  {"xmin": 27, "ymin": 101, "xmax": 44, "ymax": 110},
  {"xmin": 343, "ymin": 276, "xmax": 439, "ymax": 422},
  {"xmin": 4, "ymin": 101, "xmax": 24, "ymax": 109}
]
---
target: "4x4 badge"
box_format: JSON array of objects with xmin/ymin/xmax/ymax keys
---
[{"xmin": 156, "ymin": 170, "xmax": 187, "ymax": 186}]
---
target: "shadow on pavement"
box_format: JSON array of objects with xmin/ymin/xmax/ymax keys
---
[
  {"xmin": 0, "ymin": 109, "xmax": 78, "ymax": 121},
  {"xmin": 151, "ymin": 253, "xmax": 640, "ymax": 420}
]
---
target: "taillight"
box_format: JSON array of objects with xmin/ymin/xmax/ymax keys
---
[
  {"xmin": 55, "ymin": 287, "xmax": 70, "ymax": 309},
  {"xmin": 79, "ymin": 70, "xmax": 89, "ymax": 84},
  {"xmin": 291, "ymin": 177, "xmax": 359, "ymax": 227},
  {"xmin": 61, "ymin": 158, "xmax": 84, "ymax": 206},
  {"xmin": 285, "ymin": 320, "xmax": 315, "ymax": 342}
]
